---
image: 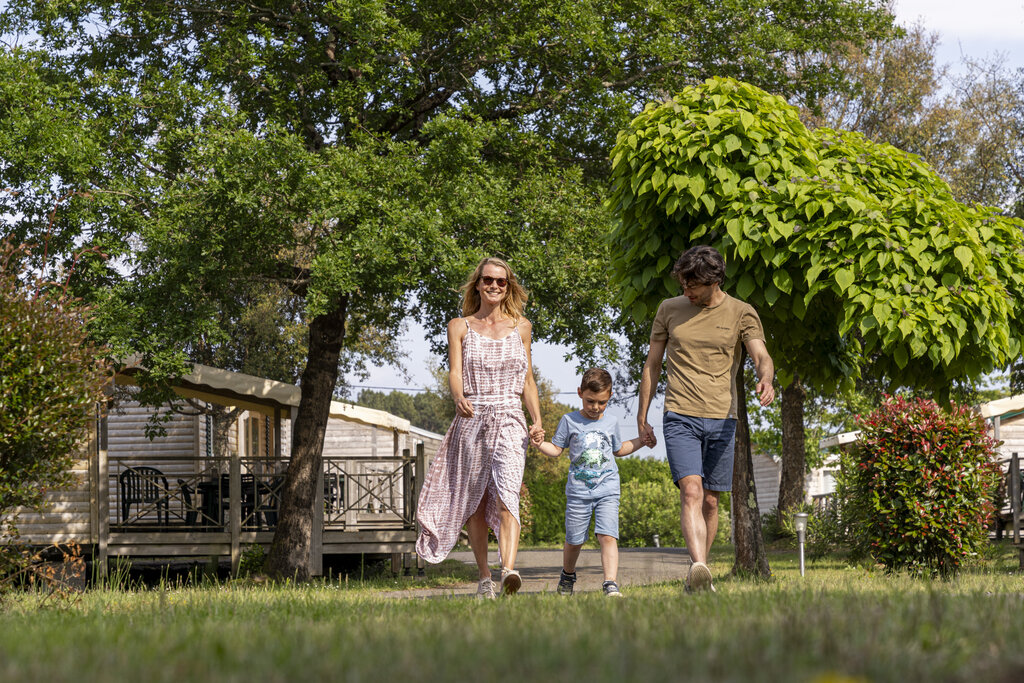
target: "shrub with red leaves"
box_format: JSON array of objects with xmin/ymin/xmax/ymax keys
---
[
  {"xmin": 839, "ymin": 395, "xmax": 1001, "ymax": 577},
  {"xmin": 1, "ymin": 241, "xmax": 108, "ymax": 578}
]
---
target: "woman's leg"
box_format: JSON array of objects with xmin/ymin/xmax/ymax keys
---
[
  {"xmin": 498, "ymin": 501, "xmax": 521, "ymax": 570},
  {"xmin": 467, "ymin": 490, "xmax": 491, "ymax": 580}
]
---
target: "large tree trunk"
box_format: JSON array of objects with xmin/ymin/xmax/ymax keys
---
[
  {"xmin": 265, "ymin": 298, "xmax": 347, "ymax": 580},
  {"xmin": 731, "ymin": 347, "xmax": 771, "ymax": 578},
  {"xmin": 777, "ymin": 377, "xmax": 807, "ymax": 515}
]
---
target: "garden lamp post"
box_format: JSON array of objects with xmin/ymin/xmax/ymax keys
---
[{"xmin": 793, "ymin": 512, "xmax": 809, "ymax": 577}]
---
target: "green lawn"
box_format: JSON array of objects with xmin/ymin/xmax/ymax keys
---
[{"xmin": 2, "ymin": 546, "xmax": 1024, "ymax": 682}]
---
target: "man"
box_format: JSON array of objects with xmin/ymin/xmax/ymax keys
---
[{"xmin": 637, "ymin": 245, "xmax": 774, "ymax": 592}]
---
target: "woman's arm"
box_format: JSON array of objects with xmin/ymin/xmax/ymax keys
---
[
  {"xmin": 519, "ymin": 319, "xmax": 543, "ymax": 440},
  {"xmin": 448, "ymin": 318, "xmax": 474, "ymax": 418}
]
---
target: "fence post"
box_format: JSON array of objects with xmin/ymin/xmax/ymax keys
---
[
  {"xmin": 414, "ymin": 442, "xmax": 426, "ymax": 575},
  {"xmin": 1011, "ymin": 453, "xmax": 1022, "ymax": 570},
  {"xmin": 229, "ymin": 449, "xmax": 241, "ymax": 575},
  {"xmin": 312, "ymin": 462, "xmax": 324, "ymax": 577},
  {"xmin": 96, "ymin": 404, "xmax": 109, "ymax": 579},
  {"xmin": 402, "ymin": 447, "xmax": 413, "ymax": 529}
]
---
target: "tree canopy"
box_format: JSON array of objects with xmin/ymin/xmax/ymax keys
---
[
  {"xmin": 2, "ymin": 0, "xmax": 898, "ymax": 578},
  {"xmin": 608, "ymin": 77, "xmax": 1024, "ymax": 395}
]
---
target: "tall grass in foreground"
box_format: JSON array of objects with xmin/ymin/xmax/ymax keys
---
[{"xmin": 2, "ymin": 547, "xmax": 1023, "ymax": 683}]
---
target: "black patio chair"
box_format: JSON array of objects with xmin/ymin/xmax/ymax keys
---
[
  {"xmin": 177, "ymin": 479, "xmax": 199, "ymax": 526},
  {"xmin": 219, "ymin": 473, "xmax": 258, "ymax": 528},
  {"xmin": 118, "ymin": 466, "xmax": 170, "ymax": 526}
]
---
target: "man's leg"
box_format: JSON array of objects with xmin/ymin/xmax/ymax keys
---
[
  {"xmin": 703, "ymin": 489, "xmax": 721, "ymax": 559},
  {"xmin": 678, "ymin": 474, "xmax": 708, "ymax": 564}
]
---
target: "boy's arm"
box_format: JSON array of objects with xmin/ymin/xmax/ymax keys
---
[
  {"xmin": 534, "ymin": 440, "xmax": 564, "ymax": 458},
  {"xmin": 614, "ymin": 437, "xmax": 645, "ymax": 457}
]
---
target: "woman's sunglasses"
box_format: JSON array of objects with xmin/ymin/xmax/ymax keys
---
[{"xmin": 479, "ymin": 276, "xmax": 508, "ymax": 288}]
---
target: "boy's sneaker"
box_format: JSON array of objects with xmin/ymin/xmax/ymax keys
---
[
  {"xmin": 476, "ymin": 577, "xmax": 496, "ymax": 600},
  {"xmin": 686, "ymin": 561, "xmax": 714, "ymax": 593},
  {"xmin": 500, "ymin": 567, "xmax": 522, "ymax": 595},
  {"xmin": 602, "ymin": 580, "xmax": 622, "ymax": 597},
  {"xmin": 557, "ymin": 569, "xmax": 577, "ymax": 596}
]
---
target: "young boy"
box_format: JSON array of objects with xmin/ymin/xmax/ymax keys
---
[{"xmin": 530, "ymin": 368, "xmax": 646, "ymax": 597}]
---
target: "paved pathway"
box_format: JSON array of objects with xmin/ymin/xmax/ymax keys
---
[{"xmin": 382, "ymin": 547, "xmax": 692, "ymax": 598}]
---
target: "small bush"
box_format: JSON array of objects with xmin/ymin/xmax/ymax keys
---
[
  {"xmin": 238, "ymin": 544, "xmax": 266, "ymax": 577},
  {"xmin": 1, "ymin": 241, "xmax": 108, "ymax": 581},
  {"xmin": 618, "ymin": 479, "xmax": 682, "ymax": 548},
  {"xmin": 839, "ymin": 395, "xmax": 1001, "ymax": 577},
  {"xmin": 521, "ymin": 471, "xmax": 565, "ymax": 544}
]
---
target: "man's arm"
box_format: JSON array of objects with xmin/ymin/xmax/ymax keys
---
[
  {"xmin": 637, "ymin": 338, "xmax": 667, "ymax": 447},
  {"xmin": 744, "ymin": 337, "xmax": 775, "ymax": 407}
]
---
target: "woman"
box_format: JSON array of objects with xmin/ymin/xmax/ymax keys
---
[{"xmin": 415, "ymin": 257, "xmax": 544, "ymax": 598}]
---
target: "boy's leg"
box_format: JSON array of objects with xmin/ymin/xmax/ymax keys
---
[
  {"xmin": 562, "ymin": 541, "xmax": 583, "ymax": 574},
  {"xmin": 596, "ymin": 534, "xmax": 618, "ymax": 583},
  {"xmin": 593, "ymin": 495, "xmax": 620, "ymax": 583},
  {"xmin": 563, "ymin": 496, "xmax": 591, "ymax": 572}
]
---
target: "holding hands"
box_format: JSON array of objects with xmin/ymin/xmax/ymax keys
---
[
  {"xmin": 529, "ymin": 423, "xmax": 545, "ymax": 446},
  {"xmin": 638, "ymin": 422, "xmax": 658, "ymax": 448}
]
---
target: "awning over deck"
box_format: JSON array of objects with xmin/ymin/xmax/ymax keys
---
[
  {"xmin": 116, "ymin": 361, "xmax": 411, "ymax": 432},
  {"xmin": 978, "ymin": 394, "xmax": 1024, "ymax": 420}
]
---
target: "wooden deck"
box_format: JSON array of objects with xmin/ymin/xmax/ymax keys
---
[{"xmin": 91, "ymin": 436, "xmax": 428, "ymax": 576}]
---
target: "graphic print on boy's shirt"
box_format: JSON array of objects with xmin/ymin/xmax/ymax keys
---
[
  {"xmin": 571, "ymin": 430, "xmax": 613, "ymax": 488},
  {"xmin": 552, "ymin": 411, "xmax": 622, "ymax": 498}
]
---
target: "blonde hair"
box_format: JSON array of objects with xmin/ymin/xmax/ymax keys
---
[{"xmin": 460, "ymin": 257, "xmax": 528, "ymax": 322}]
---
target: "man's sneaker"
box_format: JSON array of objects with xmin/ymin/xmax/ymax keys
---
[
  {"xmin": 500, "ymin": 567, "xmax": 522, "ymax": 595},
  {"xmin": 687, "ymin": 561, "xmax": 713, "ymax": 593},
  {"xmin": 602, "ymin": 580, "xmax": 622, "ymax": 597},
  {"xmin": 557, "ymin": 569, "xmax": 577, "ymax": 596},
  {"xmin": 476, "ymin": 577, "xmax": 496, "ymax": 600}
]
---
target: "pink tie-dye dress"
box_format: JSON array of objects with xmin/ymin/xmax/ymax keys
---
[{"xmin": 415, "ymin": 319, "xmax": 528, "ymax": 564}]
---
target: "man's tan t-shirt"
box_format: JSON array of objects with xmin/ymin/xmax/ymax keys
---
[{"xmin": 651, "ymin": 293, "xmax": 765, "ymax": 419}]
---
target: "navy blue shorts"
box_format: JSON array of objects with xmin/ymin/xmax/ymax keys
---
[{"xmin": 662, "ymin": 412, "xmax": 737, "ymax": 491}]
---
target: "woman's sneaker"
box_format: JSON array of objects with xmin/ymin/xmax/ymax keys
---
[
  {"xmin": 602, "ymin": 580, "xmax": 622, "ymax": 597},
  {"xmin": 476, "ymin": 577, "xmax": 496, "ymax": 600},
  {"xmin": 557, "ymin": 569, "xmax": 577, "ymax": 596},
  {"xmin": 500, "ymin": 567, "xmax": 522, "ymax": 595}
]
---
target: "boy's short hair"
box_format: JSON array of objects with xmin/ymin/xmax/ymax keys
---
[{"xmin": 580, "ymin": 368, "xmax": 613, "ymax": 393}]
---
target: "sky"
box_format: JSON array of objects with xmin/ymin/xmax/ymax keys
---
[
  {"xmin": 894, "ymin": 0, "xmax": 1024, "ymax": 71},
  {"xmin": 347, "ymin": 1, "xmax": 1024, "ymax": 454}
]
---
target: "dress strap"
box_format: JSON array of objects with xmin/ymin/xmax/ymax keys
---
[{"xmin": 464, "ymin": 317, "xmax": 470, "ymax": 330}]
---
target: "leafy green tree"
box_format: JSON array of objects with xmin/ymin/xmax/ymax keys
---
[
  {"xmin": 607, "ymin": 76, "xmax": 1024, "ymax": 575},
  {"xmin": 3, "ymin": 0, "xmax": 896, "ymax": 579},
  {"xmin": 1, "ymin": 243, "xmax": 108, "ymax": 570},
  {"xmin": 805, "ymin": 23, "xmax": 1024, "ymax": 212}
]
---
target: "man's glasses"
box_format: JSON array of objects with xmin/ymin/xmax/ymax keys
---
[{"xmin": 480, "ymin": 276, "xmax": 508, "ymax": 288}]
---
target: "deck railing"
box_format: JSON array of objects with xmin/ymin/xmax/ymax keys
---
[{"xmin": 107, "ymin": 448, "xmax": 424, "ymax": 533}]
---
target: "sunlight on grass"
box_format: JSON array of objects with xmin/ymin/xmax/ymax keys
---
[{"xmin": 3, "ymin": 546, "xmax": 1024, "ymax": 682}]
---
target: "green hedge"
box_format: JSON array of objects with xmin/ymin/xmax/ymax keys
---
[{"xmin": 524, "ymin": 457, "xmax": 685, "ymax": 546}]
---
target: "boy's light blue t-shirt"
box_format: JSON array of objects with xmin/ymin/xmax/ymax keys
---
[{"xmin": 552, "ymin": 411, "xmax": 622, "ymax": 498}]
